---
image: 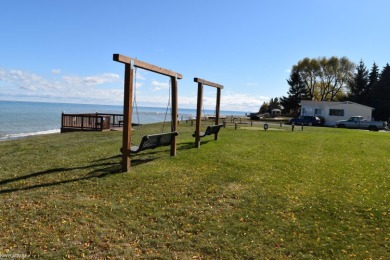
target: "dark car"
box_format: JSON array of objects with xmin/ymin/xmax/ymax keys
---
[{"xmin": 288, "ymin": 116, "xmax": 322, "ymax": 126}]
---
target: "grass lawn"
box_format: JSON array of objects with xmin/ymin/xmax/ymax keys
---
[{"xmin": 0, "ymin": 121, "xmax": 389, "ymax": 258}]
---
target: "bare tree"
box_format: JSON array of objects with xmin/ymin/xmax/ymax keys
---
[{"xmin": 293, "ymin": 56, "xmax": 355, "ymax": 101}]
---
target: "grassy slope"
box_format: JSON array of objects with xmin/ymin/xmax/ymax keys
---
[{"xmin": 0, "ymin": 123, "xmax": 389, "ymax": 258}]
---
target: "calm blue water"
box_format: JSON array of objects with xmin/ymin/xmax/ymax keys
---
[{"xmin": 0, "ymin": 100, "xmax": 244, "ymax": 141}]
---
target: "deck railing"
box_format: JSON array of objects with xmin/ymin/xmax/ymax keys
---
[
  {"xmin": 96, "ymin": 113, "xmax": 124, "ymax": 127},
  {"xmin": 61, "ymin": 113, "xmax": 111, "ymax": 132}
]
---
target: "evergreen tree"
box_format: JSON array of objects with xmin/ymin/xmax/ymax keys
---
[
  {"xmin": 368, "ymin": 62, "xmax": 380, "ymax": 107},
  {"xmin": 268, "ymin": 97, "xmax": 281, "ymax": 111},
  {"xmin": 348, "ymin": 60, "xmax": 369, "ymax": 104},
  {"xmin": 280, "ymin": 70, "xmax": 308, "ymax": 115},
  {"xmin": 368, "ymin": 62, "xmax": 380, "ymax": 89},
  {"xmin": 372, "ymin": 64, "xmax": 390, "ymax": 120},
  {"xmin": 259, "ymin": 101, "xmax": 269, "ymax": 113}
]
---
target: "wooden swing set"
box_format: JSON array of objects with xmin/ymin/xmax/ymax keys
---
[
  {"xmin": 113, "ymin": 54, "xmax": 182, "ymax": 172},
  {"xmin": 193, "ymin": 77, "xmax": 224, "ymax": 148}
]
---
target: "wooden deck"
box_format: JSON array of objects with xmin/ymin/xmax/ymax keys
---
[{"xmin": 61, "ymin": 113, "xmax": 124, "ymax": 133}]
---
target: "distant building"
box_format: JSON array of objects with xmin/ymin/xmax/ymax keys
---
[
  {"xmin": 271, "ymin": 108, "xmax": 281, "ymax": 116},
  {"xmin": 300, "ymin": 100, "xmax": 374, "ymax": 126}
]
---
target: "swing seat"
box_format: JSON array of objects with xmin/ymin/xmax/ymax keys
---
[
  {"xmin": 129, "ymin": 131, "xmax": 178, "ymax": 154},
  {"xmin": 192, "ymin": 124, "xmax": 223, "ymax": 138}
]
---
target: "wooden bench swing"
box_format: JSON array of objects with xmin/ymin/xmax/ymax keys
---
[
  {"xmin": 192, "ymin": 124, "xmax": 223, "ymax": 138},
  {"xmin": 129, "ymin": 131, "xmax": 179, "ymax": 154},
  {"xmin": 127, "ymin": 61, "xmax": 178, "ymax": 154},
  {"xmin": 193, "ymin": 77, "xmax": 224, "ymax": 148},
  {"xmin": 113, "ymin": 54, "xmax": 182, "ymax": 172}
]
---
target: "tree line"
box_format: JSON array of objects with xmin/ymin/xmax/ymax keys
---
[{"xmin": 260, "ymin": 56, "xmax": 390, "ymax": 121}]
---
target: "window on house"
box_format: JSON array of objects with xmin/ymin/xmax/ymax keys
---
[
  {"xmin": 301, "ymin": 107, "xmax": 306, "ymax": 115},
  {"xmin": 314, "ymin": 108, "xmax": 322, "ymax": 115},
  {"xmin": 329, "ymin": 109, "xmax": 344, "ymax": 116}
]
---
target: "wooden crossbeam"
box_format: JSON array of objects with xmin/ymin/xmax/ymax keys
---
[
  {"xmin": 113, "ymin": 54, "xmax": 183, "ymax": 79},
  {"xmin": 194, "ymin": 77, "xmax": 224, "ymax": 89}
]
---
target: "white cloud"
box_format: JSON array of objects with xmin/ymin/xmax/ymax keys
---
[
  {"xmin": 134, "ymin": 69, "xmax": 146, "ymax": 80},
  {"xmin": 0, "ymin": 68, "xmax": 46, "ymax": 91},
  {"xmin": 177, "ymin": 91, "xmax": 269, "ymax": 112},
  {"xmin": 178, "ymin": 96, "xmax": 197, "ymax": 106},
  {"xmin": 134, "ymin": 94, "xmax": 172, "ymax": 107},
  {"xmin": 51, "ymin": 69, "xmax": 61, "ymax": 74},
  {"xmin": 135, "ymin": 82, "xmax": 143, "ymax": 88},
  {"xmin": 151, "ymin": 80, "xmax": 169, "ymax": 91},
  {"xmin": 63, "ymin": 73, "xmax": 120, "ymax": 86},
  {"xmin": 0, "ymin": 67, "xmax": 270, "ymax": 112},
  {"xmin": 0, "ymin": 67, "xmax": 122, "ymax": 104},
  {"xmin": 220, "ymin": 92, "xmax": 269, "ymax": 112},
  {"xmin": 8, "ymin": 69, "xmax": 43, "ymax": 82}
]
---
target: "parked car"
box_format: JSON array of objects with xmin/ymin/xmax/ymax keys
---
[
  {"xmin": 288, "ymin": 116, "xmax": 322, "ymax": 126},
  {"xmin": 336, "ymin": 116, "xmax": 386, "ymax": 131},
  {"xmin": 247, "ymin": 112, "xmax": 261, "ymax": 120}
]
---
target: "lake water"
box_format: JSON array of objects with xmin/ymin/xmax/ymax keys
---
[{"xmin": 0, "ymin": 100, "xmax": 245, "ymax": 141}]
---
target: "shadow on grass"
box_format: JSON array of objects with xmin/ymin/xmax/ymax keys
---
[
  {"xmin": 177, "ymin": 139, "xmax": 215, "ymax": 150},
  {"xmin": 0, "ymin": 139, "xmax": 217, "ymax": 194},
  {"xmin": 0, "ymin": 152, "xmax": 167, "ymax": 194},
  {"xmin": 0, "ymin": 156, "xmax": 124, "ymax": 194},
  {"xmin": 0, "ymin": 152, "xmax": 150, "ymax": 194}
]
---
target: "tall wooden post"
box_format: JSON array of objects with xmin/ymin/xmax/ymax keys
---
[
  {"xmin": 195, "ymin": 82, "xmax": 203, "ymax": 148},
  {"xmin": 122, "ymin": 63, "xmax": 134, "ymax": 172},
  {"xmin": 215, "ymin": 87, "xmax": 222, "ymax": 140},
  {"xmin": 170, "ymin": 75, "xmax": 178, "ymax": 156}
]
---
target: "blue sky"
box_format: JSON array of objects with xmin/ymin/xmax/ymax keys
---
[{"xmin": 1, "ymin": 0, "xmax": 389, "ymax": 112}]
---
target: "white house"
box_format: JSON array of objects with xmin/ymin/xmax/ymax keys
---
[
  {"xmin": 300, "ymin": 100, "xmax": 374, "ymax": 126},
  {"xmin": 271, "ymin": 108, "xmax": 281, "ymax": 116}
]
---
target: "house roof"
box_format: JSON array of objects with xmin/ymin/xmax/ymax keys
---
[{"xmin": 299, "ymin": 100, "xmax": 374, "ymax": 110}]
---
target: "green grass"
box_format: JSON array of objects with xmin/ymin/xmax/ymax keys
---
[{"xmin": 0, "ymin": 122, "xmax": 389, "ymax": 259}]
